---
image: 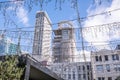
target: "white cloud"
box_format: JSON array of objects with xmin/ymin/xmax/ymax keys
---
[
  {"xmin": 74, "ymin": 50, "xmax": 91, "ymax": 62},
  {"xmin": 83, "ymin": 0, "xmax": 120, "ymax": 49},
  {"xmin": 8, "ymin": 0, "xmax": 29, "ymax": 26},
  {"xmin": 17, "ymin": 7, "xmax": 29, "ymax": 26}
]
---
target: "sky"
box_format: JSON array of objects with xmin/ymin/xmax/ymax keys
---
[
  {"xmin": 0, "ymin": 0, "xmax": 93, "ymax": 33},
  {"xmin": 83, "ymin": 0, "xmax": 120, "ymax": 49},
  {"xmin": 25, "ymin": 0, "xmax": 93, "ymax": 29},
  {"xmin": 1, "ymin": 0, "xmax": 120, "ymax": 61},
  {"xmin": 0, "ymin": 0, "xmax": 93, "ymax": 47}
]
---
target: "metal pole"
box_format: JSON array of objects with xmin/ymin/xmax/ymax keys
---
[
  {"xmin": 75, "ymin": 0, "xmax": 86, "ymax": 62},
  {"xmin": 17, "ymin": 28, "xmax": 21, "ymax": 55}
]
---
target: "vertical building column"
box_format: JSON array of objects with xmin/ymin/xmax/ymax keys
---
[{"xmin": 24, "ymin": 59, "xmax": 30, "ymax": 80}]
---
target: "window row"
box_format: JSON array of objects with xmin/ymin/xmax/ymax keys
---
[
  {"xmin": 96, "ymin": 64, "xmax": 120, "ymax": 72},
  {"xmin": 95, "ymin": 54, "xmax": 119, "ymax": 62},
  {"xmin": 78, "ymin": 65, "xmax": 91, "ymax": 71},
  {"xmin": 66, "ymin": 74, "xmax": 87, "ymax": 80},
  {"xmin": 97, "ymin": 77, "xmax": 112, "ymax": 80}
]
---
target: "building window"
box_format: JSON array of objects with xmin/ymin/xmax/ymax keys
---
[
  {"xmin": 78, "ymin": 74, "xmax": 81, "ymax": 79},
  {"xmin": 102, "ymin": 77, "xmax": 105, "ymax": 80},
  {"xmin": 96, "ymin": 65, "xmax": 104, "ymax": 72},
  {"xmin": 108, "ymin": 77, "xmax": 112, "ymax": 80},
  {"xmin": 88, "ymin": 76, "xmax": 90, "ymax": 80},
  {"xmin": 83, "ymin": 65, "xmax": 85, "ymax": 71},
  {"xmin": 98, "ymin": 77, "xmax": 101, "ymax": 80},
  {"xmin": 73, "ymin": 73, "xmax": 75, "ymax": 79},
  {"xmin": 106, "ymin": 64, "xmax": 110, "ymax": 72},
  {"xmin": 98, "ymin": 77, "xmax": 105, "ymax": 80},
  {"xmin": 112, "ymin": 54, "xmax": 119, "ymax": 60},
  {"xmin": 99, "ymin": 56, "xmax": 102, "ymax": 61},
  {"xmin": 104, "ymin": 55, "xmax": 109, "ymax": 61},
  {"xmin": 116, "ymin": 45, "xmax": 120, "ymax": 49},
  {"xmin": 87, "ymin": 72, "xmax": 89, "ymax": 75},
  {"xmin": 87, "ymin": 65, "xmax": 90, "ymax": 70},
  {"xmin": 83, "ymin": 74, "xmax": 86, "ymax": 79},
  {"xmin": 114, "ymin": 64, "xmax": 120, "ymax": 71},
  {"xmin": 95, "ymin": 56, "xmax": 102, "ymax": 62},
  {"xmin": 78, "ymin": 66, "xmax": 81, "ymax": 70},
  {"xmin": 95, "ymin": 56, "xmax": 99, "ymax": 61},
  {"xmin": 68, "ymin": 74, "xmax": 71, "ymax": 79}
]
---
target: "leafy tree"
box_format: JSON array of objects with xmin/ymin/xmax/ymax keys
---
[{"xmin": 0, "ymin": 55, "xmax": 24, "ymax": 80}]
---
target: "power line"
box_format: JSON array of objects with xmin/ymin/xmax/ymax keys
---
[
  {"xmin": 0, "ymin": 0, "xmax": 120, "ymax": 20},
  {"xmin": 1, "ymin": 0, "xmax": 120, "ymax": 29},
  {"xmin": 81, "ymin": 8, "xmax": 120, "ymax": 19},
  {"xmin": 1, "ymin": 21, "xmax": 120, "ymax": 30},
  {"xmin": 0, "ymin": 37, "xmax": 119, "ymax": 49},
  {"xmin": 0, "ymin": 0, "xmax": 23, "ymax": 3},
  {"xmin": 2, "ymin": 34, "xmax": 120, "ymax": 44},
  {"xmin": 0, "ymin": 21, "xmax": 120, "ymax": 44},
  {"xmin": 0, "ymin": 0, "xmax": 120, "ymax": 27}
]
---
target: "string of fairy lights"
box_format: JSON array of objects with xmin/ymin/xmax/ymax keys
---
[
  {"xmin": 0, "ymin": 0, "xmax": 120, "ymax": 59},
  {"xmin": 0, "ymin": 1, "xmax": 120, "ymax": 79},
  {"xmin": 0, "ymin": 22, "xmax": 120, "ymax": 54}
]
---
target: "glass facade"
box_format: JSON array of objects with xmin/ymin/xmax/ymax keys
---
[{"xmin": 0, "ymin": 38, "xmax": 17, "ymax": 55}]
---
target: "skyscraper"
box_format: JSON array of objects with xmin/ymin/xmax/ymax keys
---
[
  {"xmin": 32, "ymin": 11, "xmax": 52, "ymax": 62},
  {"xmin": 0, "ymin": 35, "xmax": 17, "ymax": 55},
  {"xmin": 52, "ymin": 21, "xmax": 76, "ymax": 63}
]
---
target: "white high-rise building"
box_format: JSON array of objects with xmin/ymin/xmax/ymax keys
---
[{"xmin": 32, "ymin": 11, "xmax": 52, "ymax": 62}]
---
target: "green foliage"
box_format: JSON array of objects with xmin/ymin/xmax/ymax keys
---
[{"xmin": 0, "ymin": 55, "xmax": 24, "ymax": 80}]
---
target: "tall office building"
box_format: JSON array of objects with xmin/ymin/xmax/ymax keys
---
[
  {"xmin": 32, "ymin": 11, "xmax": 52, "ymax": 62},
  {"xmin": 52, "ymin": 21, "xmax": 76, "ymax": 63},
  {"xmin": 0, "ymin": 35, "xmax": 18, "ymax": 55}
]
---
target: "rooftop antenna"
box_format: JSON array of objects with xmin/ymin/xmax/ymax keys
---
[{"xmin": 40, "ymin": 0, "xmax": 44, "ymax": 11}]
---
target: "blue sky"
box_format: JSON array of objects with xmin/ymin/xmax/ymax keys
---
[
  {"xmin": 0, "ymin": 0, "xmax": 93, "ymax": 54},
  {"xmin": 26, "ymin": 0, "xmax": 93, "ymax": 29},
  {"xmin": 0, "ymin": 0, "xmax": 94, "ymax": 30}
]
